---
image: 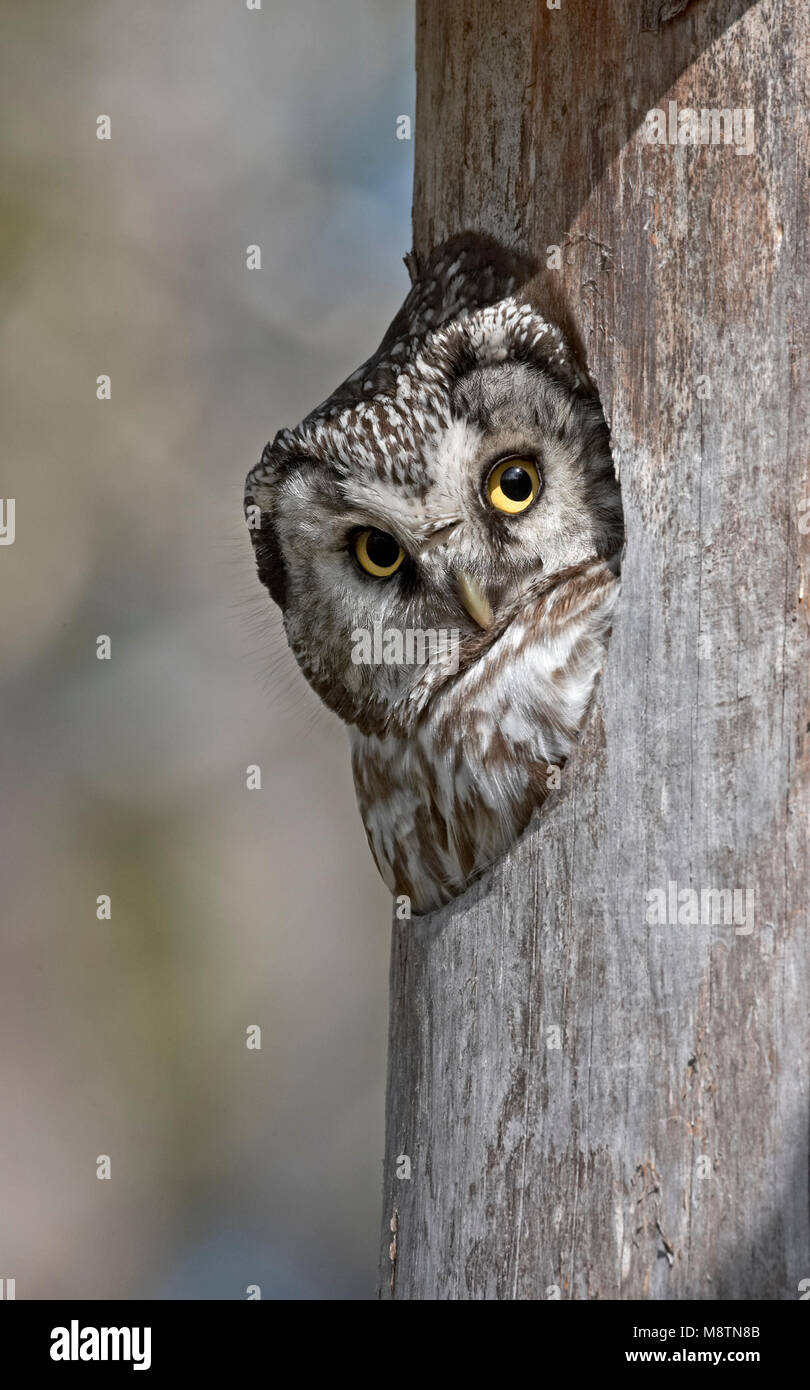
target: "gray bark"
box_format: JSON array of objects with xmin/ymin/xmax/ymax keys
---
[{"xmin": 379, "ymin": 0, "xmax": 810, "ymax": 1300}]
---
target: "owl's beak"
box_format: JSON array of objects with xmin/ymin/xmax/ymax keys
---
[{"xmin": 456, "ymin": 571, "xmax": 493, "ymax": 630}]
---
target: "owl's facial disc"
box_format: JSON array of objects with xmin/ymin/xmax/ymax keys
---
[
  {"xmin": 246, "ymin": 240, "xmax": 624, "ymax": 741},
  {"xmin": 343, "ymin": 452, "xmax": 544, "ymax": 631}
]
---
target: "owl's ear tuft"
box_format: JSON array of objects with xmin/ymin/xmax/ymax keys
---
[{"xmin": 245, "ymin": 488, "xmax": 287, "ymax": 611}]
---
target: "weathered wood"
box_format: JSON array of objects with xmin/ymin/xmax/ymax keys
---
[{"xmin": 379, "ymin": 0, "xmax": 809, "ymax": 1299}]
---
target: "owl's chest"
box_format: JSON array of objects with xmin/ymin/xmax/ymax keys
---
[{"xmin": 348, "ymin": 639, "xmax": 572, "ymax": 912}]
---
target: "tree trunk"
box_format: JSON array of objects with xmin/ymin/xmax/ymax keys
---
[{"xmin": 379, "ymin": 0, "xmax": 809, "ymax": 1300}]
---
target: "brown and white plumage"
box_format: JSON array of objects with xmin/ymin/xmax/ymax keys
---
[{"xmin": 246, "ymin": 233, "xmax": 623, "ymax": 913}]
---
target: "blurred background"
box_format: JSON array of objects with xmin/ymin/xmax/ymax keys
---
[{"xmin": 0, "ymin": 0, "xmax": 413, "ymax": 1298}]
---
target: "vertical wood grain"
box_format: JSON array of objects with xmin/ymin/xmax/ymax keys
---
[{"xmin": 379, "ymin": 0, "xmax": 809, "ymax": 1299}]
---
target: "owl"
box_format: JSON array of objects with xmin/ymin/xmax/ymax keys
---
[{"xmin": 245, "ymin": 233, "xmax": 623, "ymax": 914}]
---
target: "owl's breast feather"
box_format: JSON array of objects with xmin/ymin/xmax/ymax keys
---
[{"xmin": 349, "ymin": 557, "xmax": 619, "ymax": 914}]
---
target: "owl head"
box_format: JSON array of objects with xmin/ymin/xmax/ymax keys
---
[{"xmin": 245, "ymin": 234, "xmax": 623, "ymax": 739}]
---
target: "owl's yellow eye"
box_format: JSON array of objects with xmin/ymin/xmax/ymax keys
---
[
  {"xmin": 486, "ymin": 457, "xmax": 542, "ymax": 515},
  {"xmin": 354, "ymin": 528, "xmax": 405, "ymax": 577}
]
